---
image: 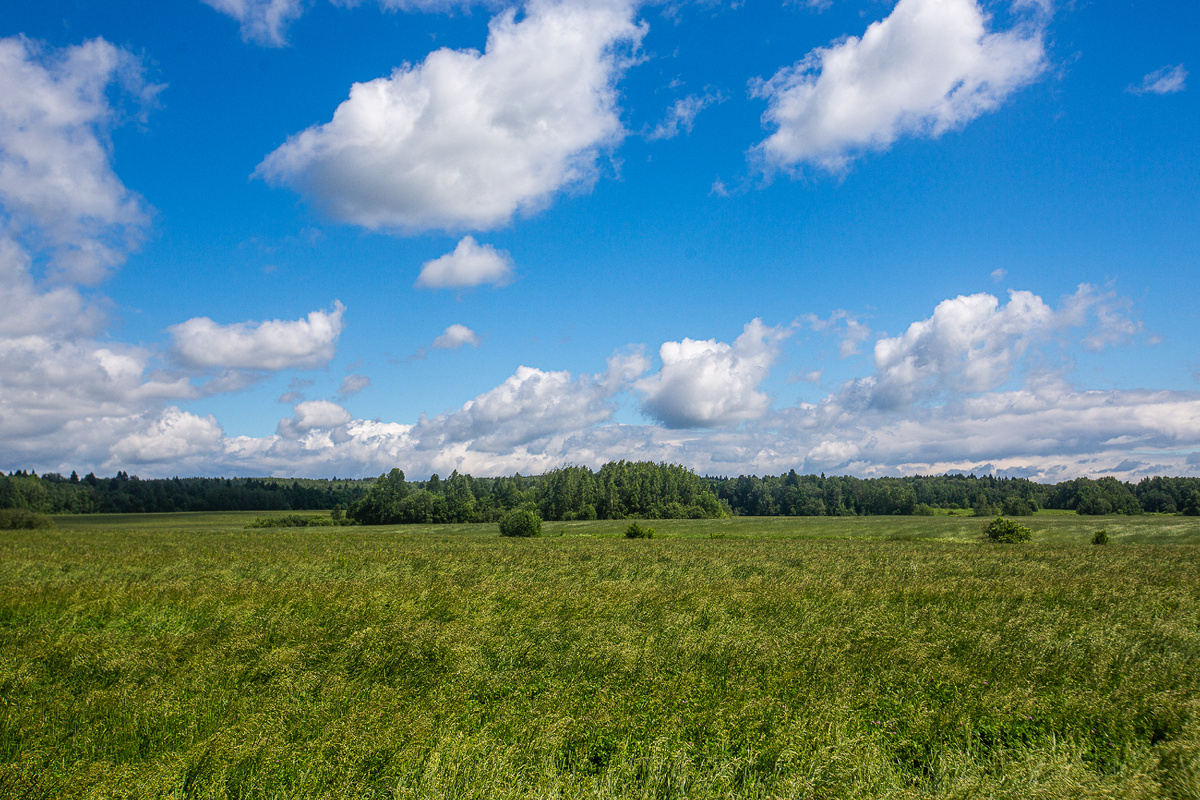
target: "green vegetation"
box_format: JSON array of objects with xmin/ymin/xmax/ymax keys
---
[
  {"xmin": 347, "ymin": 462, "xmax": 726, "ymax": 525},
  {"xmin": 7, "ymin": 466, "xmax": 1200, "ymax": 522},
  {"xmin": 624, "ymin": 521, "xmax": 656, "ymax": 538},
  {"xmin": 244, "ymin": 513, "xmax": 355, "ymax": 528},
  {"xmin": 1, "ymin": 513, "xmax": 1198, "ymax": 797},
  {"xmin": 982, "ymin": 516, "xmax": 1033, "ymax": 543},
  {"xmin": 0, "ymin": 508, "xmax": 53, "ymax": 530},
  {"xmin": 497, "ymin": 508, "xmax": 542, "ymax": 537},
  {"xmin": 1093, "ymin": 528, "xmax": 1110, "ymax": 545}
]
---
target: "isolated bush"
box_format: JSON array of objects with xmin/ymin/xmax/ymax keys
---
[
  {"xmin": 625, "ymin": 522, "xmax": 655, "ymax": 539},
  {"xmin": 1092, "ymin": 529, "xmax": 1109, "ymax": 545},
  {"xmin": 983, "ymin": 516, "xmax": 1032, "ymax": 543},
  {"xmin": 499, "ymin": 508, "xmax": 541, "ymax": 537},
  {"xmin": 0, "ymin": 508, "xmax": 54, "ymax": 530}
]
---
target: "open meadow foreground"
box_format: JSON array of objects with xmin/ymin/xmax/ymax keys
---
[{"xmin": 2, "ymin": 514, "xmax": 1199, "ymax": 799}]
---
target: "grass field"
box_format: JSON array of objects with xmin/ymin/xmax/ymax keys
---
[{"xmin": 2, "ymin": 513, "xmax": 1199, "ymax": 798}]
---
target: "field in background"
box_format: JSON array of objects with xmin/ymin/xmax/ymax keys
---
[{"xmin": 2, "ymin": 515, "xmax": 1198, "ymax": 797}]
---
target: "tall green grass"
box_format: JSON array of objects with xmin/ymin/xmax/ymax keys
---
[{"xmin": 1, "ymin": 515, "xmax": 1198, "ymax": 797}]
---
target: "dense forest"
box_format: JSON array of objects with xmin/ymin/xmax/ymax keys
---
[{"xmin": 3, "ymin": 464, "xmax": 1199, "ymax": 522}]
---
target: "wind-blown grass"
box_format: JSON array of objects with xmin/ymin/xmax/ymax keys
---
[{"xmin": 1, "ymin": 514, "xmax": 1198, "ymax": 797}]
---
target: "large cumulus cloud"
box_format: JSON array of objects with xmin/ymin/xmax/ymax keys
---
[
  {"xmin": 751, "ymin": 0, "xmax": 1046, "ymax": 172},
  {"xmin": 256, "ymin": 0, "xmax": 645, "ymax": 232}
]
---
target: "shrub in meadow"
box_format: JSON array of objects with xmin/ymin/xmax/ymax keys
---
[
  {"xmin": 498, "ymin": 508, "xmax": 542, "ymax": 537},
  {"xmin": 1092, "ymin": 529, "xmax": 1109, "ymax": 545},
  {"xmin": 625, "ymin": 522, "xmax": 655, "ymax": 539},
  {"xmin": 983, "ymin": 516, "xmax": 1032, "ymax": 543}
]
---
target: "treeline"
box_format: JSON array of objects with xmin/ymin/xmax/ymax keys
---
[
  {"xmin": 3, "ymin": 465, "xmax": 1199, "ymax": 521},
  {"xmin": 350, "ymin": 462, "xmax": 724, "ymax": 525},
  {"xmin": 712, "ymin": 472, "xmax": 1200, "ymax": 517},
  {"xmin": 0, "ymin": 471, "xmax": 371, "ymax": 514}
]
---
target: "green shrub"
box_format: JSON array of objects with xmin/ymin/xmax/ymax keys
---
[
  {"xmin": 983, "ymin": 516, "xmax": 1032, "ymax": 543},
  {"xmin": 498, "ymin": 509, "xmax": 541, "ymax": 537},
  {"xmin": 0, "ymin": 508, "xmax": 54, "ymax": 530},
  {"xmin": 1092, "ymin": 529, "xmax": 1109, "ymax": 545},
  {"xmin": 625, "ymin": 522, "xmax": 655, "ymax": 539}
]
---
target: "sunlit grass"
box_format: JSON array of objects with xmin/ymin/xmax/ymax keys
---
[{"xmin": 2, "ymin": 515, "xmax": 1198, "ymax": 797}]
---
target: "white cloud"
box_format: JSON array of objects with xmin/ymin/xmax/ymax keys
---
[
  {"xmin": 416, "ymin": 237, "xmax": 514, "ymax": 289},
  {"xmin": 168, "ymin": 301, "xmax": 345, "ymax": 371},
  {"xmin": 278, "ymin": 399, "xmax": 353, "ymax": 438},
  {"xmin": 202, "ymin": 0, "xmax": 273, "ymax": 45},
  {"xmin": 864, "ymin": 290, "xmax": 1054, "ymax": 409},
  {"xmin": 205, "ymin": 0, "xmax": 492, "ymax": 47},
  {"xmin": 802, "ymin": 310, "xmax": 872, "ymax": 358},
  {"xmin": 201, "ymin": 0, "xmax": 307, "ymax": 47},
  {"xmin": 337, "ymin": 373, "xmax": 371, "ymax": 399},
  {"xmin": 431, "ymin": 323, "xmax": 482, "ymax": 350},
  {"xmin": 413, "ymin": 364, "xmax": 619, "ymax": 453},
  {"xmin": 1057, "ymin": 283, "xmax": 1142, "ymax": 352},
  {"xmin": 256, "ymin": 0, "xmax": 645, "ymax": 232},
  {"xmin": 0, "ymin": 334, "xmax": 195, "ymax": 470},
  {"xmin": 990, "ymin": 267, "xmax": 1007, "ymax": 283},
  {"xmin": 112, "ymin": 407, "xmax": 224, "ymax": 464},
  {"xmin": 0, "ymin": 237, "xmax": 100, "ymax": 338},
  {"xmin": 1128, "ymin": 64, "xmax": 1187, "ymax": 96},
  {"xmin": 751, "ymin": 0, "xmax": 1045, "ymax": 172},
  {"xmin": 646, "ymin": 91, "xmax": 720, "ymax": 141},
  {"xmin": 0, "ymin": 36, "xmax": 160, "ymax": 283},
  {"xmin": 9, "ymin": 293, "xmax": 1196, "ymax": 482},
  {"xmin": 636, "ymin": 319, "xmax": 791, "ymax": 428}
]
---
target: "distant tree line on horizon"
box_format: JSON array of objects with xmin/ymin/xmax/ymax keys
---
[{"xmin": 3, "ymin": 464, "xmax": 1199, "ymax": 521}]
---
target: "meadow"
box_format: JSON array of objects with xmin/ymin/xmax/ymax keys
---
[{"xmin": 1, "ymin": 513, "xmax": 1198, "ymax": 798}]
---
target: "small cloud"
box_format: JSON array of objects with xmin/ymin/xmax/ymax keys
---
[
  {"xmin": 646, "ymin": 91, "xmax": 722, "ymax": 141},
  {"xmin": 1128, "ymin": 64, "xmax": 1187, "ymax": 95},
  {"xmin": 201, "ymin": 0, "xmax": 306, "ymax": 47},
  {"xmin": 804, "ymin": 310, "xmax": 871, "ymax": 357},
  {"xmin": 277, "ymin": 399, "xmax": 351, "ymax": 438},
  {"xmin": 279, "ymin": 391, "xmax": 304, "ymax": 404},
  {"xmin": 990, "ymin": 268, "xmax": 1007, "ymax": 283},
  {"xmin": 337, "ymin": 374, "xmax": 371, "ymax": 400},
  {"xmin": 431, "ymin": 324, "xmax": 482, "ymax": 351},
  {"xmin": 415, "ymin": 237, "xmax": 514, "ymax": 290},
  {"xmin": 406, "ymin": 324, "xmax": 482, "ymax": 362}
]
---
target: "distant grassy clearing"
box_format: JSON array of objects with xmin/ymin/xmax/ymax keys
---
[{"xmin": 2, "ymin": 516, "xmax": 1198, "ymax": 798}]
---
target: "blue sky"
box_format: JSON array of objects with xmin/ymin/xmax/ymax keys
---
[{"xmin": 1, "ymin": 0, "xmax": 1196, "ymax": 480}]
